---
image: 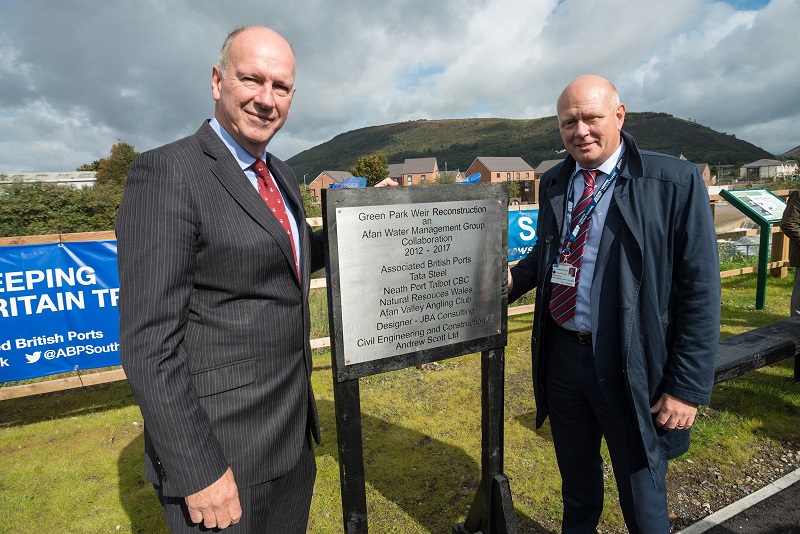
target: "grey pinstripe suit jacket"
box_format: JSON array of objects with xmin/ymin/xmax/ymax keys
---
[{"xmin": 117, "ymin": 121, "xmax": 323, "ymax": 497}]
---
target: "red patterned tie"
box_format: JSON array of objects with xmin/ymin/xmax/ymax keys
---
[
  {"xmin": 252, "ymin": 159, "xmax": 299, "ymax": 278},
  {"xmin": 549, "ymin": 169, "xmax": 597, "ymax": 325}
]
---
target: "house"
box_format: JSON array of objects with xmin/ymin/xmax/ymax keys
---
[
  {"xmin": 0, "ymin": 172, "xmax": 97, "ymax": 188},
  {"xmin": 307, "ymin": 170, "xmax": 353, "ymax": 203},
  {"xmin": 679, "ymin": 155, "xmax": 714, "ymax": 186},
  {"xmin": 388, "ymin": 163, "xmax": 404, "ymax": 183},
  {"xmin": 466, "ymin": 157, "xmax": 535, "ymax": 184},
  {"xmin": 695, "ymin": 163, "xmax": 713, "ymax": 186},
  {"xmin": 397, "ymin": 157, "xmax": 438, "ymax": 186},
  {"xmin": 740, "ymin": 159, "xmax": 799, "ymax": 180},
  {"xmin": 533, "ymin": 159, "xmax": 563, "ymax": 181},
  {"xmin": 465, "ymin": 157, "xmax": 536, "ymax": 202}
]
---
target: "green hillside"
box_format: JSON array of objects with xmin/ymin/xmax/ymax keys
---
[
  {"xmin": 285, "ymin": 113, "xmax": 774, "ymax": 181},
  {"xmin": 782, "ymin": 144, "xmax": 800, "ymax": 159}
]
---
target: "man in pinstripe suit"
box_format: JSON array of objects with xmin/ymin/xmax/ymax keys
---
[{"xmin": 117, "ymin": 26, "xmax": 324, "ymax": 532}]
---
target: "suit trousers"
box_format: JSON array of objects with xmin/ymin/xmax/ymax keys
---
[
  {"xmin": 792, "ymin": 269, "xmax": 800, "ymax": 317},
  {"xmin": 157, "ymin": 437, "xmax": 316, "ymax": 533},
  {"xmin": 544, "ymin": 317, "xmax": 670, "ymax": 533}
]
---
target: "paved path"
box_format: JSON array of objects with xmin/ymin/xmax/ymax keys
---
[{"xmin": 678, "ymin": 467, "xmax": 800, "ymax": 533}]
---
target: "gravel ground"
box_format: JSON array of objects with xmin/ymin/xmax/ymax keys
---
[
  {"xmin": 666, "ymin": 439, "xmax": 800, "ymax": 532},
  {"xmin": 580, "ymin": 399, "xmax": 800, "ymax": 534}
]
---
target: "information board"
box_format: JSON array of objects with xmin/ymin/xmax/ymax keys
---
[
  {"xmin": 722, "ymin": 188, "xmax": 786, "ymax": 223},
  {"xmin": 719, "ymin": 188, "xmax": 789, "ymax": 310}
]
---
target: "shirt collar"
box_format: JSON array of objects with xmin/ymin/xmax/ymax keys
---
[
  {"xmin": 574, "ymin": 138, "xmax": 626, "ymax": 177},
  {"xmin": 209, "ymin": 117, "xmax": 265, "ymax": 169}
]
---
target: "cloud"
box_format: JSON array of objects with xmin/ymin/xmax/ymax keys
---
[
  {"xmin": 0, "ymin": 99, "xmax": 115, "ymax": 171},
  {"xmin": 626, "ymin": 0, "xmax": 800, "ymax": 152},
  {"xmin": 0, "ymin": 0, "xmax": 797, "ymax": 173}
]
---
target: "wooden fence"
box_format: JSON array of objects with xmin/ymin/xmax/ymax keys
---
[{"xmin": 0, "ymin": 192, "xmax": 793, "ymax": 400}]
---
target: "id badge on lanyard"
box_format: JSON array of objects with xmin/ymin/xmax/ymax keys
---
[
  {"xmin": 551, "ymin": 262, "xmax": 577, "ymax": 287},
  {"xmin": 550, "ymin": 158, "xmax": 621, "ymax": 287}
]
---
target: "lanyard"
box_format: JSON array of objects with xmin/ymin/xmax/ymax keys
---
[{"xmin": 561, "ymin": 156, "xmax": 623, "ymax": 257}]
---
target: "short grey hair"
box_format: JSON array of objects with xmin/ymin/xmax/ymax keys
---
[
  {"xmin": 218, "ymin": 26, "xmax": 248, "ymax": 78},
  {"xmin": 608, "ymin": 84, "xmax": 621, "ymax": 109}
]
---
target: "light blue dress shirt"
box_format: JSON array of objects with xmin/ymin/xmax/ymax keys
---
[
  {"xmin": 559, "ymin": 141, "xmax": 625, "ymax": 333},
  {"xmin": 209, "ymin": 118, "xmax": 303, "ymax": 275}
]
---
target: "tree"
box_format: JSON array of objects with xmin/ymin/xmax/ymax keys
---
[
  {"xmin": 507, "ymin": 180, "xmax": 519, "ymax": 200},
  {"xmin": 300, "ymin": 185, "xmax": 321, "ymax": 219},
  {"xmin": 0, "ymin": 181, "xmax": 87, "ymax": 236},
  {"xmin": 94, "ymin": 140, "xmax": 138, "ymax": 188},
  {"xmin": 0, "ymin": 140, "xmax": 140, "ymax": 237},
  {"xmin": 350, "ymin": 154, "xmax": 388, "ymax": 187},
  {"xmin": 76, "ymin": 160, "xmax": 100, "ymax": 171},
  {"xmin": 437, "ymin": 172, "xmax": 458, "ymax": 185}
]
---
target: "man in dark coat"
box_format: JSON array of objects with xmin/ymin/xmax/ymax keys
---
[
  {"xmin": 780, "ymin": 189, "xmax": 800, "ymax": 316},
  {"xmin": 509, "ymin": 75, "xmax": 720, "ymax": 533}
]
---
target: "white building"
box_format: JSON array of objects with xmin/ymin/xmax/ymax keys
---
[
  {"xmin": 0, "ymin": 172, "xmax": 97, "ymax": 188},
  {"xmin": 739, "ymin": 159, "xmax": 798, "ymax": 180}
]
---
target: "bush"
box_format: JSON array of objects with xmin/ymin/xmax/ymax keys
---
[{"xmin": 0, "ymin": 181, "xmax": 121, "ymax": 236}]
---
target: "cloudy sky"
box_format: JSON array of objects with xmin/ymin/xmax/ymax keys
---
[{"xmin": 1, "ymin": 0, "xmax": 798, "ymax": 173}]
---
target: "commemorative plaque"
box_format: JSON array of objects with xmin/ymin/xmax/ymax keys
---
[{"xmin": 324, "ymin": 183, "xmax": 508, "ymax": 380}]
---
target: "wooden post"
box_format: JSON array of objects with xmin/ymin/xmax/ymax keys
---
[
  {"xmin": 771, "ymin": 227, "xmax": 790, "ymax": 278},
  {"xmin": 333, "ymin": 379, "xmax": 369, "ymax": 533}
]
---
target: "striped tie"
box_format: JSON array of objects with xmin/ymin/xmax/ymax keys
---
[
  {"xmin": 252, "ymin": 159, "xmax": 300, "ymax": 278},
  {"xmin": 549, "ymin": 169, "xmax": 597, "ymax": 325}
]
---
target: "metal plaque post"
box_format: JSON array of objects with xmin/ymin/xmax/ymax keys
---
[{"xmin": 322, "ymin": 183, "xmax": 517, "ymax": 533}]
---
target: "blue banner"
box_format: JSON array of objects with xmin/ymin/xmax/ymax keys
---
[
  {"xmin": 508, "ymin": 209, "xmax": 538, "ymax": 262},
  {"xmin": 0, "ymin": 241, "xmax": 120, "ymax": 382}
]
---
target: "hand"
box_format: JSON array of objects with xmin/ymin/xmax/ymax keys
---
[
  {"xmin": 650, "ymin": 392, "xmax": 698, "ymax": 431},
  {"xmin": 185, "ymin": 468, "xmax": 242, "ymax": 529},
  {"xmin": 374, "ymin": 178, "xmax": 399, "ymax": 187}
]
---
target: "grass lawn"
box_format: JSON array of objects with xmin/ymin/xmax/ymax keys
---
[{"xmin": 0, "ymin": 271, "xmax": 797, "ymax": 533}]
